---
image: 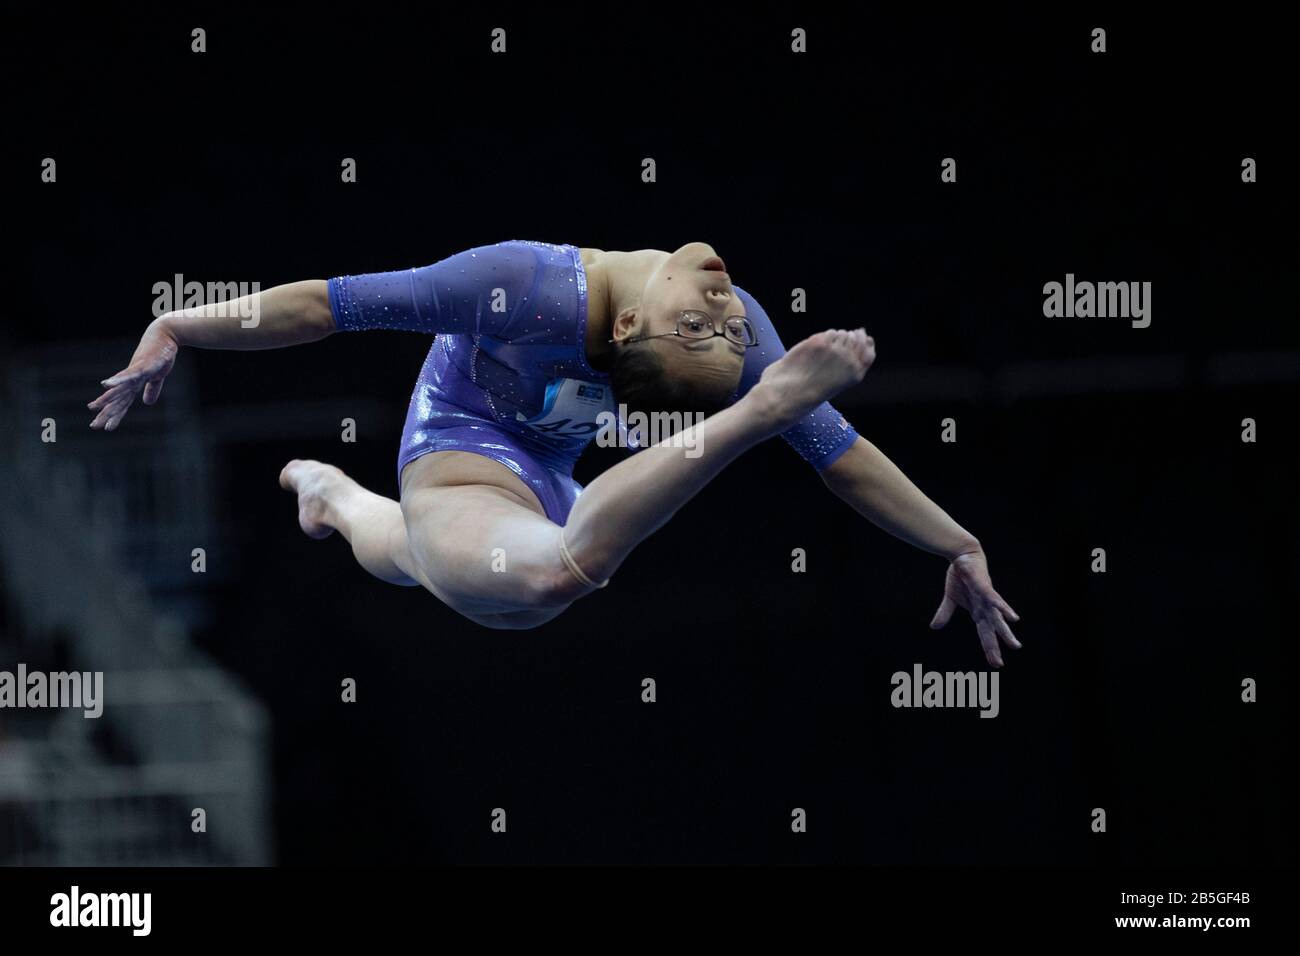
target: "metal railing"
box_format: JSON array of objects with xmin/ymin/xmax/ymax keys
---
[{"xmin": 0, "ymin": 342, "xmax": 270, "ymax": 865}]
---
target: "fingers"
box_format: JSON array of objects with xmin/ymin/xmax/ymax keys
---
[
  {"xmin": 962, "ymin": 563, "xmax": 1020, "ymax": 624},
  {"xmin": 87, "ymin": 381, "xmax": 133, "ymax": 411},
  {"xmin": 958, "ymin": 555, "xmax": 1021, "ymax": 625},
  {"xmin": 975, "ymin": 617, "xmax": 1003, "ymax": 668},
  {"xmin": 88, "ymin": 385, "xmax": 138, "ymax": 430},
  {"xmin": 929, "ymin": 594, "xmax": 955, "ymax": 629},
  {"xmin": 989, "ymin": 607, "xmax": 1022, "ymax": 650},
  {"xmin": 991, "ymin": 592, "xmax": 1021, "ymax": 622},
  {"xmin": 89, "ymin": 394, "xmax": 124, "ymax": 429},
  {"xmin": 90, "ymin": 366, "xmax": 156, "ymax": 429},
  {"xmin": 100, "ymin": 367, "xmax": 140, "ymax": 389},
  {"xmin": 89, "ymin": 393, "xmax": 135, "ymax": 431},
  {"xmin": 932, "ymin": 574, "xmax": 1024, "ymax": 668}
]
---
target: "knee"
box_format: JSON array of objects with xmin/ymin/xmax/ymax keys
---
[
  {"xmin": 519, "ymin": 561, "xmax": 593, "ymax": 610},
  {"xmin": 422, "ymin": 549, "xmax": 588, "ymax": 612}
]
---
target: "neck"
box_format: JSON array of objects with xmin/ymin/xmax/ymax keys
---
[{"xmin": 586, "ymin": 249, "xmax": 668, "ymax": 370}]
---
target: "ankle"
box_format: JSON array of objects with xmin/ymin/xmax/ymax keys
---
[
  {"xmin": 739, "ymin": 382, "xmax": 798, "ymax": 437},
  {"xmin": 329, "ymin": 486, "xmax": 369, "ymax": 537}
]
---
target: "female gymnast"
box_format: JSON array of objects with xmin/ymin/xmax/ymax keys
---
[{"xmin": 87, "ymin": 240, "xmax": 1021, "ymax": 665}]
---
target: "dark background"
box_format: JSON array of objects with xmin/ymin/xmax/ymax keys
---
[{"xmin": 3, "ymin": 5, "xmax": 1293, "ymax": 865}]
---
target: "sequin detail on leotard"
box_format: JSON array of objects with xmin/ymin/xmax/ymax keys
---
[{"xmin": 327, "ymin": 240, "xmax": 858, "ymax": 522}]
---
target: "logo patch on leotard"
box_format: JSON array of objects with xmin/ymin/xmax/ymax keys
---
[{"xmin": 515, "ymin": 377, "xmax": 615, "ymax": 448}]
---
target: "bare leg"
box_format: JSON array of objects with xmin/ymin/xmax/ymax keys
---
[
  {"xmin": 561, "ymin": 328, "xmax": 874, "ymax": 584},
  {"xmin": 277, "ymin": 453, "xmax": 574, "ymax": 625},
  {"xmin": 278, "ymin": 460, "xmax": 421, "ymax": 586},
  {"xmin": 400, "ymin": 328, "xmax": 873, "ymax": 611},
  {"xmin": 279, "ymin": 328, "xmax": 873, "ymax": 626}
]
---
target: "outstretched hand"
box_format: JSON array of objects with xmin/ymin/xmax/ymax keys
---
[
  {"xmin": 929, "ymin": 547, "xmax": 1022, "ymax": 668},
  {"xmin": 88, "ymin": 319, "xmax": 180, "ymax": 431}
]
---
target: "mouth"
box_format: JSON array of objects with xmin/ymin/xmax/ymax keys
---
[{"xmin": 701, "ymin": 255, "xmax": 728, "ymax": 273}]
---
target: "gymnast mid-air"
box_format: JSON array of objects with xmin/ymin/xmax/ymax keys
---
[{"xmin": 88, "ymin": 240, "xmax": 1021, "ymax": 664}]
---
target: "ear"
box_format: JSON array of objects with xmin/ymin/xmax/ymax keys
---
[{"xmin": 612, "ymin": 306, "xmax": 641, "ymax": 343}]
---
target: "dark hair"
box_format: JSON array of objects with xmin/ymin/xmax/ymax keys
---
[{"xmin": 608, "ymin": 344, "xmax": 736, "ymax": 430}]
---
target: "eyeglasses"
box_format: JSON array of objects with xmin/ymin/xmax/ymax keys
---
[{"xmin": 612, "ymin": 311, "xmax": 759, "ymax": 348}]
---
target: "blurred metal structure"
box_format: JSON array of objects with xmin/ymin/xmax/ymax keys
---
[{"xmin": 0, "ymin": 341, "xmax": 271, "ymax": 865}]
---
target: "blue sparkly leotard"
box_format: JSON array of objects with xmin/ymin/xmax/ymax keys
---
[{"xmin": 328, "ymin": 239, "xmax": 858, "ymax": 523}]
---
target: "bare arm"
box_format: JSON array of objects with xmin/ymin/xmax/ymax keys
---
[
  {"xmin": 161, "ymin": 279, "xmax": 334, "ymax": 349},
  {"xmin": 820, "ymin": 435, "xmax": 980, "ymax": 560},
  {"xmin": 88, "ymin": 280, "xmax": 334, "ymax": 430},
  {"xmin": 820, "ymin": 435, "xmax": 1022, "ymax": 667}
]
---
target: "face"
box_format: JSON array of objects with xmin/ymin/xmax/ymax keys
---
[{"xmin": 613, "ymin": 241, "xmax": 747, "ymax": 394}]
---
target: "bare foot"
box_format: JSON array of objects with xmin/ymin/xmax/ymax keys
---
[
  {"xmin": 749, "ymin": 329, "xmax": 875, "ymax": 430},
  {"xmin": 278, "ymin": 459, "xmax": 355, "ymax": 539}
]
